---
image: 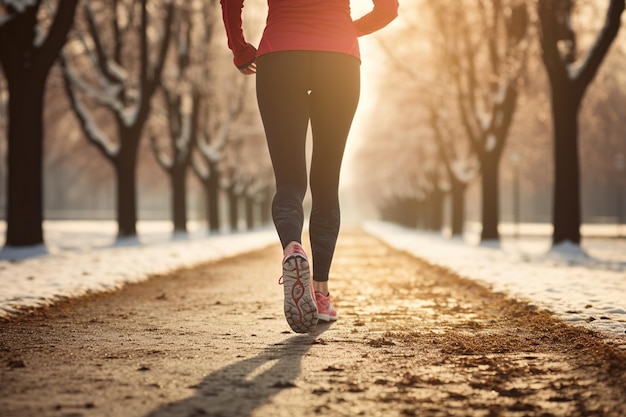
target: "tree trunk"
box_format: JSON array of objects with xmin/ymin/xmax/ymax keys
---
[
  {"xmin": 551, "ymin": 85, "xmax": 581, "ymax": 244},
  {"xmin": 207, "ymin": 170, "xmax": 220, "ymax": 233},
  {"xmin": 261, "ymin": 187, "xmax": 273, "ymax": 225},
  {"xmin": 203, "ymin": 182, "xmax": 212, "ymax": 232},
  {"xmin": 480, "ymin": 155, "xmax": 500, "ymax": 241},
  {"xmin": 228, "ymin": 189, "xmax": 239, "ymax": 232},
  {"xmin": 245, "ymin": 196, "xmax": 254, "ymax": 230},
  {"xmin": 450, "ymin": 181, "xmax": 465, "ymax": 237},
  {"xmin": 171, "ymin": 166, "xmax": 187, "ymax": 233},
  {"xmin": 115, "ymin": 144, "xmax": 139, "ymax": 238},
  {"xmin": 429, "ymin": 189, "xmax": 444, "ymax": 232},
  {"xmin": 416, "ymin": 200, "xmax": 425, "ymax": 230},
  {"xmin": 1, "ymin": 1, "xmax": 79, "ymax": 246},
  {"xmin": 401, "ymin": 198, "xmax": 418, "ymax": 228},
  {"xmin": 537, "ymin": 0, "xmax": 624, "ymax": 246},
  {"xmin": 5, "ymin": 76, "xmax": 45, "ymax": 246}
]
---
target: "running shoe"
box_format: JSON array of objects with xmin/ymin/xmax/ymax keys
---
[
  {"xmin": 279, "ymin": 244, "xmax": 318, "ymax": 333},
  {"xmin": 315, "ymin": 292, "xmax": 338, "ymax": 322}
]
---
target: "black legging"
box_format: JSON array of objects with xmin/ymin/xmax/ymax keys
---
[{"xmin": 256, "ymin": 51, "xmax": 360, "ymax": 282}]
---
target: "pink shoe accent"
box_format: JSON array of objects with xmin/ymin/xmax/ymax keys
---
[
  {"xmin": 282, "ymin": 243, "xmax": 307, "ymax": 262},
  {"xmin": 315, "ymin": 292, "xmax": 338, "ymax": 322}
]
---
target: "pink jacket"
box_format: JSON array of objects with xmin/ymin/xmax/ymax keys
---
[{"xmin": 220, "ymin": 0, "xmax": 399, "ymax": 68}]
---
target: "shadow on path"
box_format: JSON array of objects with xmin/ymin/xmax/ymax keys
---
[{"xmin": 144, "ymin": 323, "xmax": 332, "ymax": 417}]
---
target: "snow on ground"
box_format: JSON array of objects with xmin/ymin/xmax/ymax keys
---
[
  {"xmin": 364, "ymin": 221, "xmax": 626, "ymax": 345},
  {"xmin": 0, "ymin": 221, "xmax": 276, "ymax": 316},
  {"xmin": 1, "ymin": 220, "xmax": 625, "ymax": 347}
]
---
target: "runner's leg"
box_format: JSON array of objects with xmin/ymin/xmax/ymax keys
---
[
  {"xmin": 308, "ymin": 52, "xmax": 360, "ymax": 282},
  {"xmin": 256, "ymin": 52, "xmax": 311, "ymax": 248}
]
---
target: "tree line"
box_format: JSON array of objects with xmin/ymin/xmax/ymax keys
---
[
  {"xmin": 355, "ymin": 0, "xmax": 624, "ymax": 248},
  {"xmin": 0, "ymin": 0, "xmax": 273, "ymax": 248},
  {"xmin": 1, "ymin": 0, "xmax": 624, "ymax": 250}
]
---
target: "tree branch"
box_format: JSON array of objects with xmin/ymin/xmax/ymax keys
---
[
  {"xmin": 62, "ymin": 60, "xmax": 124, "ymax": 113},
  {"xmin": 36, "ymin": 0, "xmax": 79, "ymax": 71},
  {"xmin": 83, "ymin": 3, "xmax": 121, "ymax": 85},
  {"xmin": 60, "ymin": 54, "xmax": 117, "ymax": 160},
  {"xmin": 574, "ymin": 0, "xmax": 624, "ymax": 96},
  {"xmin": 150, "ymin": 133, "xmax": 173, "ymax": 171},
  {"xmin": 538, "ymin": 0, "xmax": 569, "ymax": 82},
  {"xmin": 139, "ymin": 0, "xmax": 149, "ymax": 95},
  {"xmin": 147, "ymin": 2, "xmax": 175, "ymax": 93}
]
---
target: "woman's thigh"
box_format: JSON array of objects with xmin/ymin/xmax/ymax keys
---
[
  {"xmin": 309, "ymin": 52, "xmax": 361, "ymax": 199},
  {"xmin": 256, "ymin": 52, "xmax": 313, "ymax": 189}
]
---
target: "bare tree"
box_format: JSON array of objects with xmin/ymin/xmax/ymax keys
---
[
  {"xmin": 0, "ymin": 0, "xmax": 78, "ymax": 247},
  {"xmin": 150, "ymin": 5, "xmax": 202, "ymax": 234},
  {"xmin": 538, "ymin": 0, "xmax": 624, "ymax": 246},
  {"xmin": 429, "ymin": 100, "xmax": 479, "ymax": 236},
  {"xmin": 192, "ymin": 81, "xmax": 246, "ymax": 233},
  {"xmin": 185, "ymin": 0, "xmax": 250, "ymax": 234},
  {"xmin": 237, "ymin": 132, "xmax": 273, "ymax": 231},
  {"xmin": 61, "ymin": 0, "xmax": 174, "ymax": 239},
  {"xmin": 376, "ymin": 3, "xmax": 481, "ymax": 236},
  {"xmin": 0, "ymin": 70, "xmax": 7, "ymax": 218},
  {"xmin": 220, "ymin": 143, "xmax": 243, "ymax": 233},
  {"xmin": 151, "ymin": 91, "xmax": 200, "ymax": 233},
  {"xmin": 422, "ymin": 170, "xmax": 445, "ymax": 231},
  {"xmin": 431, "ymin": 0, "xmax": 529, "ymax": 243}
]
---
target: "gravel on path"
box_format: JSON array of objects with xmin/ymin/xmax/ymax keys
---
[{"xmin": 1, "ymin": 228, "xmax": 626, "ymax": 417}]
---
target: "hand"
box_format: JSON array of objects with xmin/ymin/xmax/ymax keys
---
[{"xmin": 239, "ymin": 62, "xmax": 256, "ymax": 75}]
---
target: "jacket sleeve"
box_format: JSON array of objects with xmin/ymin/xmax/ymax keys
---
[
  {"xmin": 353, "ymin": 0, "xmax": 399, "ymax": 37},
  {"xmin": 220, "ymin": 0, "xmax": 257, "ymax": 69}
]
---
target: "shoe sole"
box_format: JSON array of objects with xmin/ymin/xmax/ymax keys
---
[
  {"xmin": 318, "ymin": 313, "xmax": 338, "ymax": 322},
  {"xmin": 283, "ymin": 255, "xmax": 318, "ymax": 333}
]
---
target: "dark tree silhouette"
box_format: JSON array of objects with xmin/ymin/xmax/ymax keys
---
[
  {"xmin": 61, "ymin": 0, "xmax": 174, "ymax": 238},
  {"xmin": 151, "ymin": 92, "xmax": 201, "ymax": 233},
  {"xmin": 192, "ymin": 81, "xmax": 246, "ymax": 233},
  {"xmin": 151, "ymin": 8, "xmax": 201, "ymax": 234},
  {"xmin": 0, "ymin": 0, "xmax": 78, "ymax": 247},
  {"xmin": 377, "ymin": 39, "xmax": 474, "ymax": 235},
  {"xmin": 220, "ymin": 138, "xmax": 245, "ymax": 233},
  {"xmin": 538, "ymin": 0, "xmax": 624, "ymax": 245},
  {"xmin": 429, "ymin": 100, "xmax": 478, "ymax": 237},
  {"xmin": 432, "ymin": 0, "xmax": 529, "ymax": 243},
  {"xmin": 0, "ymin": 74, "xmax": 6, "ymax": 219},
  {"xmin": 259, "ymin": 183, "xmax": 273, "ymax": 225},
  {"xmin": 424, "ymin": 179, "xmax": 445, "ymax": 232}
]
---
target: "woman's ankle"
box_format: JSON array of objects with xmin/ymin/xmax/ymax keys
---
[{"xmin": 313, "ymin": 281, "xmax": 329, "ymax": 295}]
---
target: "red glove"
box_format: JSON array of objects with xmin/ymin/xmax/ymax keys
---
[{"xmin": 233, "ymin": 43, "xmax": 257, "ymax": 69}]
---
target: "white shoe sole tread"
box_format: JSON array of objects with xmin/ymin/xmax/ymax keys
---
[{"xmin": 282, "ymin": 256, "xmax": 318, "ymax": 333}]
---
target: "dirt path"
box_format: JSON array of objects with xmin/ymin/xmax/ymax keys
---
[{"xmin": 1, "ymin": 228, "xmax": 626, "ymax": 417}]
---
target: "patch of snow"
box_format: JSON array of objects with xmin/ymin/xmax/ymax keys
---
[
  {"xmin": 1, "ymin": 244, "xmax": 48, "ymax": 260},
  {"xmin": 73, "ymin": 98, "xmax": 119, "ymax": 155},
  {"xmin": 107, "ymin": 60, "xmax": 129, "ymax": 83},
  {"xmin": 477, "ymin": 111, "xmax": 492, "ymax": 131},
  {"xmin": 4, "ymin": 0, "xmax": 37, "ymax": 13},
  {"xmin": 121, "ymin": 104, "xmax": 139, "ymax": 127},
  {"xmin": 450, "ymin": 159, "xmax": 475, "ymax": 183},
  {"xmin": 0, "ymin": 14, "xmax": 14, "ymax": 28},
  {"xmin": 364, "ymin": 221, "xmax": 626, "ymax": 345},
  {"xmin": 0, "ymin": 221, "xmax": 276, "ymax": 317},
  {"xmin": 495, "ymin": 81, "xmax": 508, "ymax": 105},
  {"xmin": 33, "ymin": 22, "xmax": 47, "ymax": 48},
  {"xmin": 485, "ymin": 133, "xmax": 497, "ymax": 152}
]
